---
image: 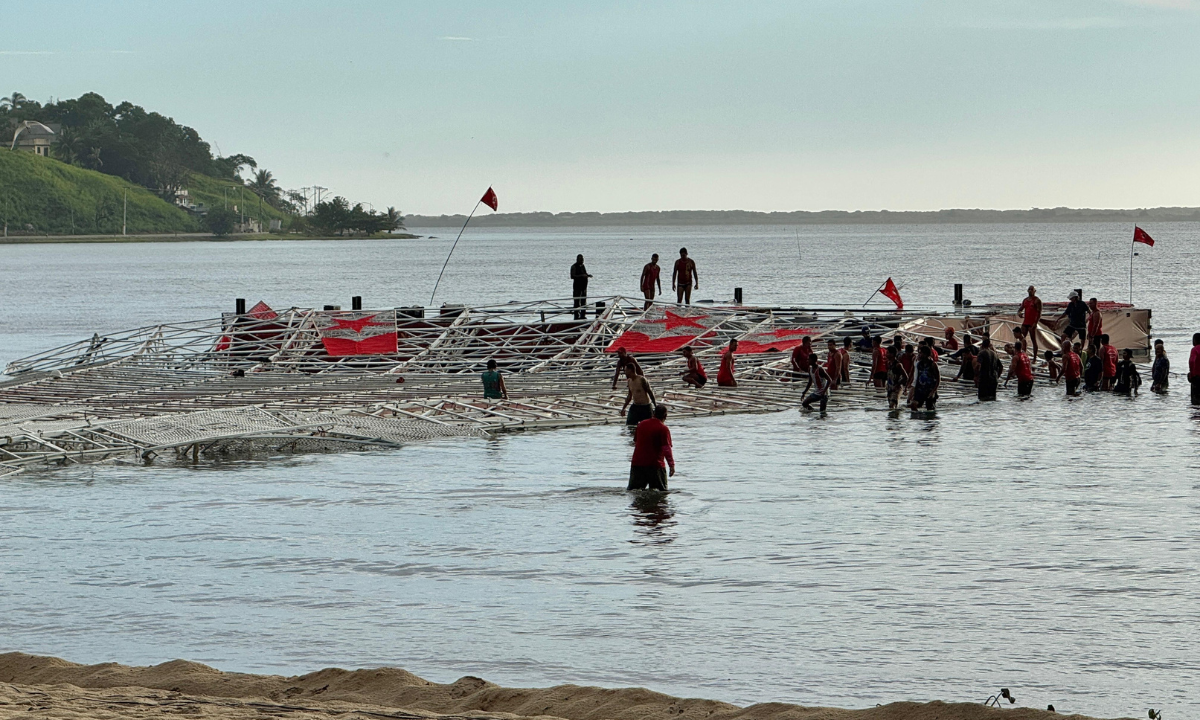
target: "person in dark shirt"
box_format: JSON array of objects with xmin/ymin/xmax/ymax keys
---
[
  {"xmin": 1084, "ymin": 345, "xmax": 1104, "ymax": 391},
  {"xmin": 570, "ymin": 254, "xmax": 592, "ymax": 320},
  {"xmin": 955, "ymin": 344, "xmax": 977, "ymax": 383},
  {"xmin": 1151, "ymin": 339, "xmax": 1169, "ymax": 394},
  {"xmin": 909, "ymin": 344, "xmax": 941, "ymax": 411},
  {"xmin": 628, "ymin": 404, "xmax": 674, "ymax": 491},
  {"xmin": 1113, "ymin": 348, "xmax": 1141, "ymax": 396},
  {"xmin": 975, "ymin": 336, "xmax": 1002, "ymax": 401},
  {"xmin": 886, "ymin": 345, "xmax": 910, "ymax": 410},
  {"xmin": 1061, "ymin": 292, "xmax": 1089, "ymax": 346}
]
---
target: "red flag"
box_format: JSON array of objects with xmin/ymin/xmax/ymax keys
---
[
  {"xmin": 481, "ymin": 187, "xmax": 498, "ymax": 211},
  {"xmin": 1134, "ymin": 226, "xmax": 1155, "ymax": 247},
  {"xmin": 880, "ymin": 278, "xmax": 903, "ymax": 310}
]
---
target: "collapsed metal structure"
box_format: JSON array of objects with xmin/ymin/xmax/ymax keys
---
[{"xmin": 0, "ymin": 296, "xmax": 1150, "ymax": 476}]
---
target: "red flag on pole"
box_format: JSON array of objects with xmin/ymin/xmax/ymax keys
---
[
  {"xmin": 481, "ymin": 187, "xmax": 498, "ymax": 211},
  {"xmin": 880, "ymin": 278, "xmax": 903, "ymax": 310},
  {"xmin": 1133, "ymin": 226, "xmax": 1154, "ymax": 247}
]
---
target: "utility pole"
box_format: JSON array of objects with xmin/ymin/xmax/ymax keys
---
[{"xmin": 122, "ymin": 189, "xmax": 127, "ymax": 236}]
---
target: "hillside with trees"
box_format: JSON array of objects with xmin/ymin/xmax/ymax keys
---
[{"xmin": 1, "ymin": 91, "xmax": 404, "ymax": 237}]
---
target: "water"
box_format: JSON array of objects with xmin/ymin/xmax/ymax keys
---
[{"xmin": 2, "ymin": 223, "xmax": 1199, "ymax": 718}]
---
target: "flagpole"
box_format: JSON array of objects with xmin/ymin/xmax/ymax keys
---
[
  {"xmin": 862, "ymin": 281, "xmax": 885, "ymax": 308},
  {"xmin": 1129, "ymin": 230, "xmax": 1135, "ymax": 305},
  {"xmin": 430, "ymin": 200, "xmax": 482, "ymax": 307}
]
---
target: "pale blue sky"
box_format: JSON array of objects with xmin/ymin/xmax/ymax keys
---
[{"xmin": 3, "ymin": 0, "xmax": 1199, "ymax": 214}]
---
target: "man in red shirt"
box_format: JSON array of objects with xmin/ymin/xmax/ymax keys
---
[
  {"xmin": 1019, "ymin": 286, "xmax": 1043, "ymax": 360},
  {"xmin": 1011, "ymin": 340, "xmax": 1035, "ymax": 397},
  {"xmin": 790, "ymin": 336, "xmax": 813, "ymax": 382},
  {"xmin": 870, "ymin": 336, "xmax": 886, "ymax": 388},
  {"xmin": 717, "ymin": 339, "xmax": 738, "ymax": 387},
  {"xmin": 839, "ymin": 337, "xmax": 853, "ymax": 385},
  {"xmin": 680, "ymin": 346, "xmax": 707, "ymax": 388},
  {"xmin": 942, "ymin": 327, "xmax": 959, "ymax": 353},
  {"xmin": 1086, "ymin": 297, "xmax": 1103, "ymax": 346},
  {"xmin": 671, "ymin": 248, "xmax": 699, "ymax": 305},
  {"xmin": 1100, "ymin": 333, "xmax": 1119, "ymax": 391},
  {"xmin": 1063, "ymin": 341, "xmax": 1083, "ymax": 396},
  {"xmin": 628, "ymin": 404, "xmax": 674, "ymax": 491},
  {"xmin": 1189, "ymin": 333, "xmax": 1200, "ymax": 405}
]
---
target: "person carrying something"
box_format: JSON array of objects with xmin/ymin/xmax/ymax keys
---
[
  {"xmin": 672, "ymin": 247, "xmax": 699, "ymax": 305},
  {"xmin": 628, "ymin": 404, "xmax": 674, "ymax": 491},
  {"xmin": 1063, "ymin": 342, "xmax": 1083, "ymax": 396},
  {"xmin": 1019, "ymin": 285, "xmax": 1043, "ymax": 360},
  {"xmin": 1061, "ymin": 292, "xmax": 1089, "ymax": 347},
  {"xmin": 1100, "ymin": 334, "xmax": 1118, "ymax": 391},
  {"xmin": 680, "ymin": 346, "xmax": 708, "ymax": 388},
  {"xmin": 790, "ymin": 336, "xmax": 814, "ymax": 383},
  {"xmin": 481, "ymin": 358, "xmax": 509, "ymax": 400},
  {"xmin": 1010, "ymin": 341, "xmax": 1034, "ymax": 398},
  {"xmin": 802, "ymin": 352, "xmax": 833, "ymax": 412},
  {"xmin": 611, "ymin": 347, "xmax": 643, "ymax": 390},
  {"xmin": 717, "ymin": 339, "xmax": 738, "ymax": 387},
  {"xmin": 1044, "ymin": 350, "xmax": 1061, "ymax": 384},
  {"xmin": 975, "ymin": 336, "xmax": 1002, "ymax": 402},
  {"xmin": 620, "ymin": 364, "xmax": 657, "ymax": 426},
  {"xmin": 571, "ymin": 254, "xmax": 593, "ymax": 320},
  {"xmin": 909, "ymin": 344, "xmax": 941, "ymax": 411},
  {"xmin": 639, "ymin": 253, "xmax": 662, "ymax": 310},
  {"xmin": 1151, "ymin": 339, "xmax": 1169, "ymax": 394},
  {"xmin": 1114, "ymin": 348, "xmax": 1141, "ymax": 397},
  {"xmin": 886, "ymin": 344, "xmax": 911, "ymax": 411}
]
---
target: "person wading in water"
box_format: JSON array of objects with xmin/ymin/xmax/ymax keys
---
[
  {"xmin": 620, "ymin": 364, "xmax": 657, "ymax": 427},
  {"xmin": 671, "ymin": 248, "xmax": 699, "ymax": 305},
  {"xmin": 909, "ymin": 344, "xmax": 941, "ymax": 411},
  {"xmin": 481, "ymin": 359, "xmax": 508, "ymax": 400},
  {"xmin": 628, "ymin": 404, "xmax": 674, "ymax": 491},
  {"xmin": 639, "ymin": 254, "xmax": 662, "ymax": 310},
  {"xmin": 610, "ymin": 347, "xmax": 642, "ymax": 390},
  {"xmin": 975, "ymin": 336, "xmax": 1002, "ymax": 401}
]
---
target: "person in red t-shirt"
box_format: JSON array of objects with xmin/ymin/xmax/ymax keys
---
[
  {"xmin": 1011, "ymin": 341, "xmax": 1035, "ymax": 397},
  {"xmin": 1188, "ymin": 333, "xmax": 1200, "ymax": 405},
  {"xmin": 790, "ymin": 337, "xmax": 813, "ymax": 382},
  {"xmin": 824, "ymin": 339, "xmax": 842, "ymax": 390},
  {"xmin": 717, "ymin": 339, "xmax": 738, "ymax": 387},
  {"xmin": 839, "ymin": 337, "xmax": 853, "ymax": 385},
  {"xmin": 1019, "ymin": 286, "xmax": 1043, "ymax": 360},
  {"xmin": 680, "ymin": 346, "xmax": 707, "ymax": 388},
  {"xmin": 942, "ymin": 327, "xmax": 959, "ymax": 353},
  {"xmin": 870, "ymin": 336, "xmax": 886, "ymax": 388},
  {"xmin": 1100, "ymin": 333, "xmax": 1118, "ymax": 390},
  {"xmin": 1063, "ymin": 342, "xmax": 1083, "ymax": 396},
  {"xmin": 1086, "ymin": 297, "xmax": 1103, "ymax": 346},
  {"xmin": 628, "ymin": 404, "xmax": 674, "ymax": 491}
]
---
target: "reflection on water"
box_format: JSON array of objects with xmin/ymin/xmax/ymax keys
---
[{"xmin": 629, "ymin": 491, "xmax": 675, "ymax": 545}]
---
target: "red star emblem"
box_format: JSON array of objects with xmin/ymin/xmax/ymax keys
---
[
  {"xmin": 646, "ymin": 310, "xmax": 710, "ymax": 332},
  {"xmin": 330, "ymin": 314, "xmax": 386, "ymax": 333}
]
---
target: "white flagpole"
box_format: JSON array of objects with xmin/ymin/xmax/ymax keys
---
[
  {"xmin": 429, "ymin": 200, "xmax": 482, "ymax": 307},
  {"xmin": 1129, "ymin": 228, "xmax": 1135, "ymax": 305}
]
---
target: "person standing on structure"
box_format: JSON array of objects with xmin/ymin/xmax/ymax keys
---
[
  {"xmin": 628, "ymin": 404, "xmax": 674, "ymax": 491},
  {"xmin": 1019, "ymin": 286, "xmax": 1043, "ymax": 360},
  {"xmin": 571, "ymin": 254, "xmax": 592, "ymax": 320},
  {"xmin": 680, "ymin": 346, "xmax": 708, "ymax": 388},
  {"xmin": 1086, "ymin": 297, "xmax": 1103, "ymax": 347},
  {"xmin": 672, "ymin": 248, "xmax": 699, "ymax": 305},
  {"xmin": 1061, "ymin": 292, "xmax": 1089, "ymax": 347},
  {"xmin": 717, "ymin": 339, "xmax": 738, "ymax": 387},
  {"xmin": 639, "ymin": 254, "xmax": 662, "ymax": 310}
]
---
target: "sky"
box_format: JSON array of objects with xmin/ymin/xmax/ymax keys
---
[{"xmin": 3, "ymin": 0, "xmax": 1200, "ymax": 214}]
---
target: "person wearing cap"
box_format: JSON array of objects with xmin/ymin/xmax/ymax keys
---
[{"xmin": 1061, "ymin": 292, "xmax": 1089, "ymax": 348}]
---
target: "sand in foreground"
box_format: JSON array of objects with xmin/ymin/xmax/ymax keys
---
[{"xmin": 0, "ymin": 652, "xmax": 1120, "ymax": 720}]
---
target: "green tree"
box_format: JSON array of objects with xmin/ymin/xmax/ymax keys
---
[
  {"xmin": 248, "ymin": 169, "xmax": 281, "ymax": 206},
  {"xmin": 311, "ymin": 196, "xmax": 351, "ymax": 235},
  {"xmin": 0, "ymin": 92, "xmax": 26, "ymax": 111},
  {"xmin": 205, "ymin": 207, "xmax": 237, "ymax": 237}
]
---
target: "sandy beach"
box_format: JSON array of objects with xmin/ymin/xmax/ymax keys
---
[{"xmin": 0, "ymin": 653, "xmax": 1117, "ymax": 720}]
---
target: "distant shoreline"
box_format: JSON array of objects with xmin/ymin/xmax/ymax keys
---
[
  {"xmin": 0, "ymin": 232, "xmax": 421, "ymax": 245},
  {"xmin": 408, "ymin": 207, "xmax": 1200, "ymax": 227}
]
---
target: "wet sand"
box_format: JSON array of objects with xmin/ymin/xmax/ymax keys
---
[{"xmin": 0, "ymin": 653, "xmax": 1118, "ymax": 720}]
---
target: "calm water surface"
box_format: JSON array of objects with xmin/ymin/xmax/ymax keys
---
[{"xmin": 2, "ymin": 224, "xmax": 1199, "ymax": 718}]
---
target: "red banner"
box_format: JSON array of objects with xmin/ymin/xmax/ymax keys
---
[
  {"xmin": 481, "ymin": 187, "xmax": 499, "ymax": 211},
  {"xmin": 735, "ymin": 326, "xmax": 820, "ymax": 354},
  {"xmin": 881, "ymin": 278, "xmax": 903, "ymax": 310},
  {"xmin": 318, "ymin": 311, "xmax": 398, "ymax": 356},
  {"xmin": 606, "ymin": 306, "xmax": 721, "ymax": 353}
]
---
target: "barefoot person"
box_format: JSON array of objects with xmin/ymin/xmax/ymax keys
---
[
  {"xmin": 839, "ymin": 336, "xmax": 853, "ymax": 385},
  {"xmin": 790, "ymin": 336, "xmax": 814, "ymax": 383},
  {"xmin": 824, "ymin": 339, "xmax": 843, "ymax": 390},
  {"xmin": 571, "ymin": 254, "xmax": 592, "ymax": 320},
  {"xmin": 1086, "ymin": 297, "xmax": 1103, "ymax": 348},
  {"xmin": 628, "ymin": 404, "xmax": 674, "ymax": 491},
  {"xmin": 801, "ymin": 352, "xmax": 832, "ymax": 412},
  {"xmin": 1019, "ymin": 286, "xmax": 1043, "ymax": 359},
  {"xmin": 610, "ymin": 347, "xmax": 643, "ymax": 390},
  {"xmin": 672, "ymin": 248, "xmax": 699, "ymax": 305},
  {"xmin": 620, "ymin": 364, "xmax": 657, "ymax": 427},
  {"xmin": 680, "ymin": 346, "xmax": 708, "ymax": 388},
  {"xmin": 717, "ymin": 339, "xmax": 738, "ymax": 387},
  {"xmin": 639, "ymin": 254, "xmax": 662, "ymax": 310},
  {"xmin": 481, "ymin": 359, "xmax": 508, "ymax": 400}
]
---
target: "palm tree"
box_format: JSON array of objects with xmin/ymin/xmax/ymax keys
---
[
  {"xmin": 248, "ymin": 169, "xmax": 281, "ymax": 206},
  {"xmin": 0, "ymin": 92, "xmax": 26, "ymax": 110}
]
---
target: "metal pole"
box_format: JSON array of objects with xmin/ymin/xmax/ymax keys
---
[
  {"xmin": 122, "ymin": 189, "xmax": 127, "ymax": 236},
  {"xmin": 862, "ymin": 282, "xmax": 885, "ymax": 307},
  {"xmin": 429, "ymin": 201, "xmax": 482, "ymax": 306},
  {"xmin": 1129, "ymin": 234, "xmax": 1135, "ymax": 305}
]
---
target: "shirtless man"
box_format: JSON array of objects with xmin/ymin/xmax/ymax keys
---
[
  {"xmin": 611, "ymin": 347, "xmax": 643, "ymax": 390},
  {"xmin": 1018, "ymin": 285, "xmax": 1043, "ymax": 359},
  {"xmin": 672, "ymin": 248, "xmax": 699, "ymax": 305},
  {"xmin": 639, "ymin": 254, "xmax": 663, "ymax": 310},
  {"xmin": 620, "ymin": 364, "xmax": 657, "ymax": 426}
]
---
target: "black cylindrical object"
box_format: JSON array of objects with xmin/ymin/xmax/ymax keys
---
[
  {"xmin": 1075, "ymin": 288, "xmax": 1083, "ymax": 301},
  {"xmin": 323, "ymin": 304, "xmax": 341, "ymax": 311},
  {"xmin": 953, "ymin": 284, "xmax": 963, "ymax": 306},
  {"xmin": 352, "ymin": 295, "xmax": 362, "ymax": 310},
  {"xmin": 595, "ymin": 301, "xmax": 605, "ymax": 317},
  {"xmin": 734, "ymin": 287, "xmax": 743, "ymax": 304},
  {"xmin": 235, "ymin": 298, "xmax": 246, "ymax": 315}
]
